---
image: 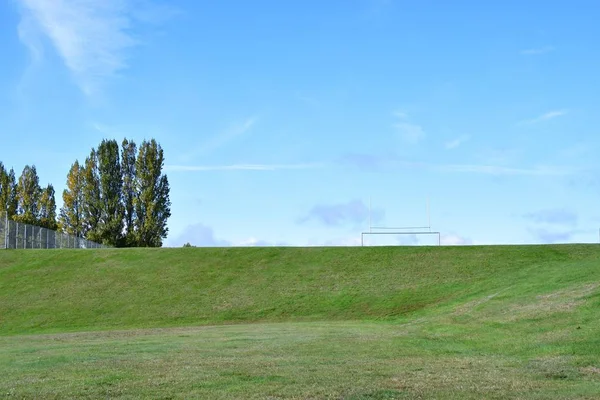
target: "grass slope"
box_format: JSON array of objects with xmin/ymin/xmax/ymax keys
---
[
  {"xmin": 1, "ymin": 245, "xmax": 600, "ymax": 398},
  {"xmin": 1, "ymin": 245, "xmax": 598, "ymax": 335}
]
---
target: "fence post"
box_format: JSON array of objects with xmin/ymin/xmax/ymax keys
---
[{"xmin": 3, "ymin": 213, "xmax": 7, "ymax": 249}]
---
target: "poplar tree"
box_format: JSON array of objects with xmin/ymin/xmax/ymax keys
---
[
  {"xmin": 134, "ymin": 139, "xmax": 171, "ymax": 247},
  {"xmin": 81, "ymin": 150, "xmax": 102, "ymax": 243},
  {"xmin": 121, "ymin": 139, "xmax": 137, "ymax": 246},
  {"xmin": 15, "ymin": 165, "xmax": 41, "ymax": 225},
  {"xmin": 97, "ymin": 139, "xmax": 124, "ymax": 246},
  {"xmin": 59, "ymin": 161, "xmax": 85, "ymax": 237},
  {"xmin": 0, "ymin": 163, "xmax": 18, "ymax": 218},
  {"xmin": 38, "ymin": 184, "xmax": 58, "ymax": 230}
]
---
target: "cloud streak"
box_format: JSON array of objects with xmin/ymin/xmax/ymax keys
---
[
  {"xmin": 181, "ymin": 117, "xmax": 258, "ymax": 162},
  {"xmin": 520, "ymin": 46, "xmax": 554, "ymax": 55},
  {"xmin": 392, "ymin": 110, "xmax": 425, "ymax": 143},
  {"xmin": 298, "ymin": 199, "xmax": 384, "ymax": 227},
  {"xmin": 340, "ymin": 153, "xmax": 578, "ymax": 177},
  {"xmin": 523, "ymin": 208, "xmax": 578, "ymax": 226},
  {"xmin": 17, "ymin": 0, "xmax": 170, "ymax": 95},
  {"xmin": 529, "ymin": 228, "xmax": 573, "ymax": 244},
  {"xmin": 165, "ymin": 163, "xmax": 325, "ymax": 172},
  {"xmin": 445, "ymin": 135, "xmax": 470, "ymax": 150},
  {"xmin": 519, "ymin": 110, "xmax": 568, "ymax": 125}
]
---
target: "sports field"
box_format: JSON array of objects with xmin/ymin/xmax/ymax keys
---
[{"xmin": 1, "ymin": 245, "xmax": 599, "ymax": 398}]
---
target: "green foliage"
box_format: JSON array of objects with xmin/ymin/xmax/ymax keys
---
[
  {"xmin": 183, "ymin": 242, "xmax": 194, "ymax": 247},
  {"xmin": 1, "ymin": 136, "xmax": 170, "ymax": 247},
  {"xmin": 0, "ymin": 163, "xmax": 18, "ymax": 218},
  {"xmin": 97, "ymin": 139, "xmax": 124, "ymax": 246},
  {"xmin": 134, "ymin": 139, "xmax": 171, "ymax": 247},
  {"xmin": 14, "ymin": 165, "xmax": 41, "ymax": 225},
  {"xmin": 59, "ymin": 161, "xmax": 85, "ymax": 237},
  {"xmin": 38, "ymin": 184, "xmax": 58, "ymax": 230},
  {"xmin": 81, "ymin": 150, "xmax": 102, "ymax": 243},
  {"xmin": 121, "ymin": 139, "xmax": 137, "ymax": 246}
]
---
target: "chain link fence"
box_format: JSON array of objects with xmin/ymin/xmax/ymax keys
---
[{"xmin": 0, "ymin": 213, "xmax": 108, "ymax": 249}]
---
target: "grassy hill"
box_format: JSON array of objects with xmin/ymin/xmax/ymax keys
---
[
  {"xmin": 1, "ymin": 245, "xmax": 599, "ymax": 335},
  {"xmin": 1, "ymin": 245, "xmax": 599, "ymax": 398}
]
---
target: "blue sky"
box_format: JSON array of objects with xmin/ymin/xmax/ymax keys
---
[{"xmin": 2, "ymin": 0, "xmax": 600, "ymax": 247}]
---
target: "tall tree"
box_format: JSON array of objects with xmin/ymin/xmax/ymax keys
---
[
  {"xmin": 38, "ymin": 184, "xmax": 58, "ymax": 230},
  {"xmin": 81, "ymin": 150, "xmax": 102, "ymax": 243},
  {"xmin": 121, "ymin": 139, "xmax": 137, "ymax": 246},
  {"xmin": 59, "ymin": 161, "xmax": 85, "ymax": 237},
  {"xmin": 4, "ymin": 168, "xmax": 18, "ymax": 218},
  {"xmin": 0, "ymin": 162, "xmax": 6, "ymax": 218},
  {"xmin": 134, "ymin": 139, "xmax": 171, "ymax": 247},
  {"xmin": 15, "ymin": 165, "xmax": 41, "ymax": 225},
  {"xmin": 97, "ymin": 139, "xmax": 124, "ymax": 246},
  {"xmin": 0, "ymin": 163, "xmax": 18, "ymax": 218}
]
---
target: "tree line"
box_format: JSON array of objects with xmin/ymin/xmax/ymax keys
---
[{"xmin": 0, "ymin": 138, "xmax": 171, "ymax": 247}]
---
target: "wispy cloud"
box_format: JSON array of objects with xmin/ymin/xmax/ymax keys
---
[
  {"xmin": 17, "ymin": 13, "xmax": 44, "ymax": 63},
  {"xmin": 523, "ymin": 208, "xmax": 578, "ymax": 226},
  {"xmin": 235, "ymin": 237, "xmax": 288, "ymax": 247},
  {"xmin": 17, "ymin": 0, "xmax": 172, "ymax": 95},
  {"xmin": 519, "ymin": 109, "xmax": 568, "ymax": 125},
  {"xmin": 520, "ymin": 46, "xmax": 554, "ymax": 55},
  {"xmin": 168, "ymin": 223, "xmax": 231, "ymax": 247},
  {"xmin": 445, "ymin": 135, "xmax": 470, "ymax": 150},
  {"xmin": 298, "ymin": 199, "xmax": 384, "ymax": 227},
  {"xmin": 181, "ymin": 117, "xmax": 258, "ymax": 162},
  {"xmin": 340, "ymin": 152, "xmax": 579, "ymax": 177},
  {"xmin": 529, "ymin": 228, "xmax": 573, "ymax": 244},
  {"xmin": 435, "ymin": 163, "xmax": 575, "ymax": 177},
  {"xmin": 392, "ymin": 110, "xmax": 424, "ymax": 143},
  {"xmin": 165, "ymin": 163, "xmax": 325, "ymax": 172},
  {"xmin": 441, "ymin": 233, "xmax": 472, "ymax": 246}
]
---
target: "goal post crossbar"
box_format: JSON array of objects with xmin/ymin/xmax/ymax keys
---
[{"xmin": 370, "ymin": 226, "xmax": 430, "ymax": 231}]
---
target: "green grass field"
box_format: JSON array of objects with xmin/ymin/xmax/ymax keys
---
[{"xmin": 1, "ymin": 245, "xmax": 599, "ymax": 398}]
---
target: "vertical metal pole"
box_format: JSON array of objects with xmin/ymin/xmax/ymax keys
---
[
  {"xmin": 369, "ymin": 196, "xmax": 372, "ymax": 233},
  {"xmin": 427, "ymin": 197, "xmax": 431, "ymax": 232},
  {"xmin": 4, "ymin": 212, "xmax": 7, "ymax": 249}
]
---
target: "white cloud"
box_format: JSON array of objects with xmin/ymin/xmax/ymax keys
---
[
  {"xmin": 306, "ymin": 237, "xmax": 363, "ymax": 247},
  {"xmin": 393, "ymin": 109, "xmax": 409, "ymax": 119},
  {"xmin": 298, "ymin": 199, "xmax": 385, "ymax": 227},
  {"xmin": 17, "ymin": 0, "xmax": 171, "ymax": 95},
  {"xmin": 519, "ymin": 110, "xmax": 568, "ymax": 125},
  {"xmin": 341, "ymin": 153, "xmax": 578, "ymax": 177},
  {"xmin": 167, "ymin": 223, "xmax": 230, "ymax": 247},
  {"xmin": 17, "ymin": 13, "xmax": 44, "ymax": 62},
  {"xmin": 445, "ymin": 135, "xmax": 470, "ymax": 150},
  {"xmin": 394, "ymin": 122, "xmax": 425, "ymax": 143},
  {"xmin": 234, "ymin": 237, "xmax": 287, "ymax": 247},
  {"xmin": 520, "ymin": 46, "xmax": 554, "ymax": 55},
  {"xmin": 392, "ymin": 110, "xmax": 424, "ymax": 143},
  {"xmin": 440, "ymin": 233, "xmax": 472, "ymax": 246},
  {"xmin": 165, "ymin": 163, "xmax": 325, "ymax": 172},
  {"xmin": 436, "ymin": 163, "xmax": 575, "ymax": 177}
]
